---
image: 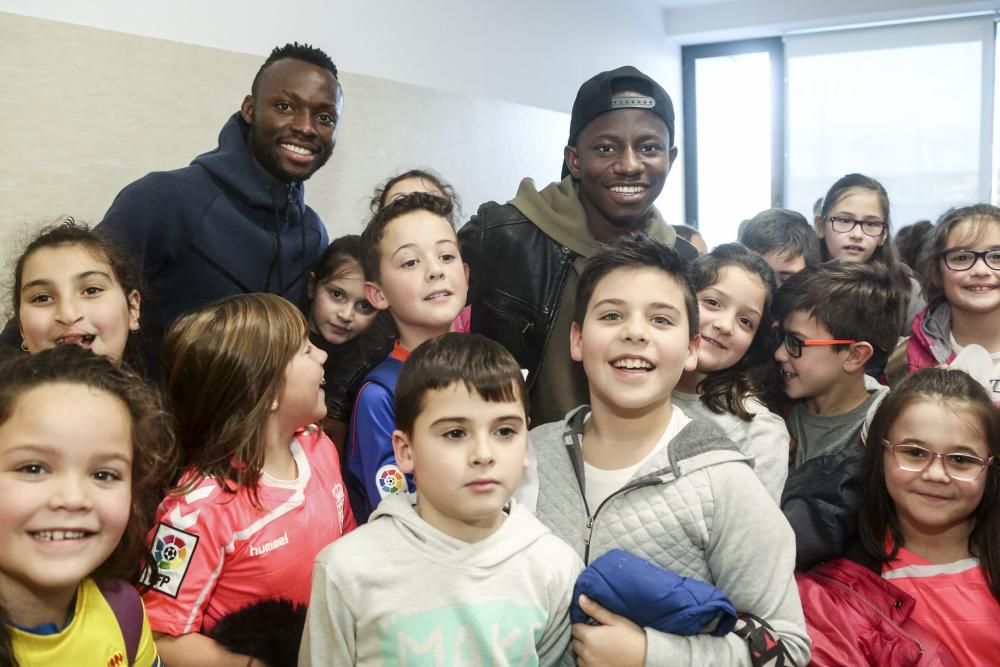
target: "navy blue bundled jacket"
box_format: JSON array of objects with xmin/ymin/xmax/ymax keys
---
[
  {"xmin": 571, "ymin": 548, "xmax": 737, "ymax": 636},
  {"xmin": 99, "ymin": 112, "xmax": 328, "ymax": 375}
]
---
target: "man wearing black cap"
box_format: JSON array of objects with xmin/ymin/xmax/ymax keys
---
[{"xmin": 459, "ymin": 66, "xmax": 695, "ymax": 425}]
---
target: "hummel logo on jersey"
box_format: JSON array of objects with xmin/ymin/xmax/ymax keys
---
[{"xmin": 249, "ymin": 532, "xmax": 289, "ymax": 557}]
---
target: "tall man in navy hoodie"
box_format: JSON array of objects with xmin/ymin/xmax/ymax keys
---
[{"xmin": 99, "ymin": 43, "xmax": 340, "ymax": 375}]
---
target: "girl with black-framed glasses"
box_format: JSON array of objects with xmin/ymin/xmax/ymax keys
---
[
  {"xmin": 908, "ymin": 204, "xmax": 1000, "ymax": 406},
  {"xmin": 814, "ymin": 173, "xmax": 926, "ymax": 336}
]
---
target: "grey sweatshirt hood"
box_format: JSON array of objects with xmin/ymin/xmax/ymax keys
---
[{"xmin": 369, "ymin": 494, "xmax": 553, "ymax": 571}]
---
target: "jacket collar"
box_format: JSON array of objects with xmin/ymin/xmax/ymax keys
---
[{"xmin": 191, "ymin": 112, "xmax": 305, "ymax": 214}]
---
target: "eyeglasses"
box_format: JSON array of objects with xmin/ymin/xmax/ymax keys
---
[
  {"xmin": 883, "ymin": 441, "xmax": 994, "ymax": 481},
  {"xmin": 778, "ymin": 330, "xmax": 856, "ymax": 358},
  {"xmin": 938, "ymin": 248, "xmax": 1000, "ymax": 272},
  {"xmin": 827, "ymin": 216, "xmax": 887, "ymax": 237}
]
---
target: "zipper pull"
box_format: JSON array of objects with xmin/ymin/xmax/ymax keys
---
[{"xmin": 583, "ymin": 516, "xmax": 594, "ymax": 545}]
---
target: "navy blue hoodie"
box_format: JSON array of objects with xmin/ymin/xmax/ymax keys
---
[{"xmin": 99, "ymin": 112, "xmax": 329, "ymax": 376}]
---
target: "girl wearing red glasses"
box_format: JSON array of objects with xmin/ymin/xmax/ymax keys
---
[{"xmin": 797, "ymin": 368, "xmax": 1000, "ymax": 666}]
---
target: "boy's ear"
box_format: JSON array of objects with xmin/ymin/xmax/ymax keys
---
[
  {"xmin": 127, "ymin": 290, "xmax": 141, "ymax": 333},
  {"xmin": 392, "ymin": 429, "xmax": 416, "ymax": 475},
  {"xmin": 364, "ymin": 281, "xmax": 391, "ymax": 312},
  {"xmin": 842, "ymin": 341, "xmax": 874, "ymax": 373},
  {"xmin": 684, "ymin": 333, "xmax": 701, "ymax": 373},
  {"xmin": 569, "ymin": 321, "xmax": 584, "ymax": 363}
]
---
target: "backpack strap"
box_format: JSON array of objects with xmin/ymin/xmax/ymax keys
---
[{"xmin": 96, "ymin": 579, "xmax": 144, "ymax": 666}]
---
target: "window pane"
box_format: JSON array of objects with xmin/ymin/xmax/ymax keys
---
[
  {"xmin": 787, "ymin": 41, "xmax": 982, "ymax": 227},
  {"xmin": 695, "ymin": 51, "xmax": 772, "ymax": 248}
]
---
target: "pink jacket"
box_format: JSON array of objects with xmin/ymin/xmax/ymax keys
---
[
  {"xmin": 906, "ymin": 301, "xmax": 955, "ymax": 373},
  {"xmin": 797, "ymin": 558, "xmax": 958, "ymax": 666}
]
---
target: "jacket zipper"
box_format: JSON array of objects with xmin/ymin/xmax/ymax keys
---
[
  {"xmin": 811, "ymin": 572, "xmax": 925, "ymax": 658},
  {"xmin": 582, "ymin": 477, "xmax": 663, "ymax": 564},
  {"xmin": 528, "ymin": 246, "xmax": 574, "ymax": 393}
]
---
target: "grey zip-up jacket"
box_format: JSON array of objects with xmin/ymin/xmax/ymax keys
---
[{"xmin": 533, "ymin": 407, "xmax": 810, "ymax": 666}]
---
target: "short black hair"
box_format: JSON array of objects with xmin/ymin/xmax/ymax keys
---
[
  {"xmin": 360, "ymin": 192, "xmax": 455, "ymax": 282},
  {"xmin": 251, "ymin": 42, "xmax": 338, "ymax": 98},
  {"xmin": 738, "ymin": 208, "xmax": 820, "ymax": 266},
  {"xmin": 574, "ymin": 233, "xmax": 698, "ymax": 339},
  {"xmin": 773, "ymin": 261, "xmax": 901, "ymax": 368},
  {"xmin": 395, "ymin": 333, "xmax": 527, "ymax": 436}
]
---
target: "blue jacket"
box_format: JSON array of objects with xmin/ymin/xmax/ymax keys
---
[
  {"xmin": 571, "ymin": 548, "xmax": 737, "ymax": 636},
  {"xmin": 98, "ymin": 112, "xmax": 328, "ymax": 376},
  {"xmin": 346, "ymin": 348, "xmax": 414, "ymax": 523}
]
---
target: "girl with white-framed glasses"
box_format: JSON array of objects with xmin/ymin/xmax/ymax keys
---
[
  {"xmin": 797, "ymin": 368, "xmax": 1000, "ymax": 666},
  {"xmin": 908, "ymin": 204, "xmax": 1000, "ymax": 405}
]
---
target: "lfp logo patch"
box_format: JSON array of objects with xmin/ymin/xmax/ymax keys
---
[
  {"xmin": 144, "ymin": 524, "xmax": 198, "ymax": 598},
  {"xmin": 376, "ymin": 465, "xmax": 407, "ymax": 499}
]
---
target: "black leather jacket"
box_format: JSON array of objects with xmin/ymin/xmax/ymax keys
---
[
  {"xmin": 459, "ymin": 201, "xmax": 573, "ymax": 392},
  {"xmin": 459, "ymin": 200, "xmax": 696, "ymax": 392}
]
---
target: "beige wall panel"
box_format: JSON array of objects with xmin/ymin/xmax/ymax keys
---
[{"xmin": 0, "ymin": 12, "xmax": 568, "ymax": 258}]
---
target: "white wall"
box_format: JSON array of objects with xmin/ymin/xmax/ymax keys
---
[{"xmin": 0, "ymin": 0, "xmax": 685, "ymax": 226}]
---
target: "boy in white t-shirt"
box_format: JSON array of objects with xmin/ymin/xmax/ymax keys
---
[{"xmin": 532, "ymin": 234, "xmax": 809, "ymax": 666}]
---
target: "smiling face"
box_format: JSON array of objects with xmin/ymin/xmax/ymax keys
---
[
  {"xmin": 571, "ymin": 267, "xmax": 698, "ymax": 415},
  {"xmin": 18, "ymin": 244, "xmax": 140, "ymax": 364},
  {"xmin": 884, "ymin": 399, "xmax": 990, "ymax": 545},
  {"xmin": 937, "ymin": 220, "xmax": 1000, "ymax": 318},
  {"xmin": 774, "ymin": 310, "xmax": 850, "ymax": 401},
  {"xmin": 308, "ymin": 264, "xmax": 377, "ymax": 345},
  {"xmin": 696, "ymin": 266, "xmax": 767, "ymax": 373},
  {"xmin": 393, "ymin": 382, "xmax": 528, "ymax": 543},
  {"xmin": 0, "ymin": 383, "xmax": 132, "ymax": 614},
  {"xmin": 816, "ymin": 188, "xmax": 886, "ymax": 263},
  {"xmin": 565, "ymin": 107, "xmax": 677, "ymax": 241},
  {"xmin": 276, "ymin": 337, "xmax": 328, "ymax": 428},
  {"xmin": 242, "ymin": 58, "xmax": 342, "ymax": 183},
  {"xmin": 367, "ymin": 211, "xmax": 469, "ymax": 348}
]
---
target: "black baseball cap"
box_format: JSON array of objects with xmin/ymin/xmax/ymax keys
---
[{"xmin": 567, "ymin": 66, "xmax": 675, "ymax": 148}]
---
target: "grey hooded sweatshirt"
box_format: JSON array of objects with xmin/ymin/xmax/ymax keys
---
[{"xmin": 300, "ymin": 494, "xmax": 582, "ymax": 666}]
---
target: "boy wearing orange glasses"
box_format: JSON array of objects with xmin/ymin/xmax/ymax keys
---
[{"xmin": 773, "ymin": 262, "xmax": 901, "ymax": 468}]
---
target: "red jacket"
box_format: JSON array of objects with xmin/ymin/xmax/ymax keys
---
[
  {"xmin": 906, "ymin": 301, "xmax": 955, "ymax": 373},
  {"xmin": 797, "ymin": 558, "xmax": 957, "ymax": 666}
]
